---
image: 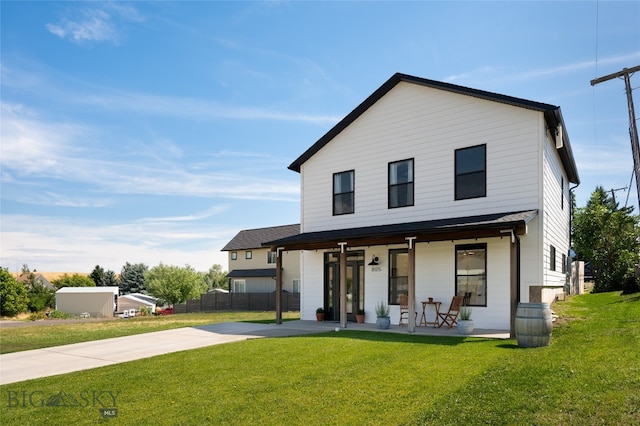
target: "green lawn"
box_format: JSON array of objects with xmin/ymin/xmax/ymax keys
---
[
  {"xmin": 1, "ymin": 292, "xmax": 638, "ymax": 425},
  {"xmin": 0, "ymin": 311, "xmax": 299, "ymax": 354}
]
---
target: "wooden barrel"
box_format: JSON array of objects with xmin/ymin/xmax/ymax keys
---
[{"xmin": 515, "ymin": 302, "xmax": 553, "ymax": 348}]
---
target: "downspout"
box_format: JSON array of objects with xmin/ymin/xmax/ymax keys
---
[{"xmin": 514, "ymin": 227, "xmax": 521, "ymax": 304}]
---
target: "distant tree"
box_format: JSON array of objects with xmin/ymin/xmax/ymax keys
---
[
  {"xmin": 0, "ymin": 267, "xmax": 29, "ymax": 316},
  {"xmin": 26, "ymin": 278, "xmax": 55, "ymax": 312},
  {"xmin": 572, "ymin": 186, "xmax": 640, "ymax": 292},
  {"xmin": 21, "ymin": 264, "xmax": 31, "ymax": 275},
  {"xmin": 51, "ymin": 273, "xmax": 95, "ymax": 289},
  {"xmin": 202, "ymin": 264, "xmax": 227, "ymax": 291},
  {"xmin": 104, "ymin": 270, "xmax": 119, "ymax": 287},
  {"xmin": 90, "ymin": 265, "xmax": 106, "ymax": 286},
  {"xmin": 146, "ymin": 263, "xmax": 207, "ymax": 306},
  {"xmin": 120, "ymin": 262, "xmax": 148, "ymax": 294}
]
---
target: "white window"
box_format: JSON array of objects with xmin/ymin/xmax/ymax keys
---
[
  {"xmin": 292, "ymin": 279, "xmax": 300, "ymax": 293},
  {"xmin": 232, "ymin": 279, "xmax": 246, "ymax": 293},
  {"xmin": 267, "ymin": 251, "xmax": 277, "ymax": 264}
]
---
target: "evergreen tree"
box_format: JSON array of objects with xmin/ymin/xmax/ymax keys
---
[
  {"xmin": 89, "ymin": 265, "xmax": 106, "ymax": 286},
  {"xmin": 572, "ymin": 186, "xmax": 640, "ymax": 292},
  {"xmin": 119, "ymin": 262, "xmax": 148, "ymax": 294}
]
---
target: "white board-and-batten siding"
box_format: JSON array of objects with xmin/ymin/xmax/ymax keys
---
[
  {"xmin": 300, "ymin": 81, "xmax": 543, "ymax": 233},
  {"xmin": 541, "ymin": 127, "xmax": 571, "ymax": 293}
]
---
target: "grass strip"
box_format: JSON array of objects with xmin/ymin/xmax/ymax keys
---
[
  {"xmin": 0, "ymin": 292, "xmax": 638, "ymax": 425},
  {"xmin": 0, "ymin": 311, "xmax": 299, "ymax": 354}
]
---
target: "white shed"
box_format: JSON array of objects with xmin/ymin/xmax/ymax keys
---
[
  {"xmin": 55, "ymin": 287, "xmax": 119, "ymax": 318},
  {"xmin": 117, "ymin": 293, "xmax": 157, "ymax": 314}
]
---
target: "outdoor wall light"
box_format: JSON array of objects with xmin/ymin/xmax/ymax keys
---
[{"xmin": 368, "ymin": 255, "xmax": 379, "ymax": 266}]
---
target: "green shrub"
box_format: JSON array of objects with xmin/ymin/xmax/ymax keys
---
[
  {"xmin": 28, "ymin": 311, "xmax": 47, "ymax": 321},
  {"xmin": 49, "ymin": 310, "xmax": 75, "ymax": 319}
]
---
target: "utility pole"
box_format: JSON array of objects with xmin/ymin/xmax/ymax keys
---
[
  {"xmin": 609, "ymin": 187, "xmax": 627, "ymax": 206},
  {"xmin": 591, "ymin": 65, "xmax": 640, "ymax": 210}
]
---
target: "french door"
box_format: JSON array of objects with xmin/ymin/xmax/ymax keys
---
[{"xmin": 324, "ymin": 251, "xmax": 364, "ymax": 322}]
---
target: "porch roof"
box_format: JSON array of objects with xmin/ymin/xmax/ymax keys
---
[
  {"xmin": 226, "ymin": 268, "xmax": 277, "ymax": 278},
  {"xmin": 265, "ymin": 210, "xmax": 537, "ymax": 251}
]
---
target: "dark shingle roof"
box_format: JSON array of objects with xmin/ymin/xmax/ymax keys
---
[
  {"xmin": 288, "ymin": 72, "xmax": 579, "ymax": 184},
  {"xmin": 226, "ymin": 269, "xmax": 276, "ymax": 278},
  {"xmin": 222, "ymin": 224, "xmax": 300, "ymax": 251},
  {"xmin": 265, "ymin": 210, "xmax": 537, "ymax": 250}
]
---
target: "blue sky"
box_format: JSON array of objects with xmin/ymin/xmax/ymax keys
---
[{"xmin": 1, "ymin": 1, "xmax": 639, "ymax": 273}]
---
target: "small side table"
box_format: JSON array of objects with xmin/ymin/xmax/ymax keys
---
[{"xmin": 420, "ymin": 301, "xmax": 441, "ymax": 327}]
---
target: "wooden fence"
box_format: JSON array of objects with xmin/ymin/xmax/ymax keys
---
[{"xmin": 174, "ymin": 292, "xmax": 300, "ymax": 314}]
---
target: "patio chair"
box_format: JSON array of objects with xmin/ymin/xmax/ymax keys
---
[
  {"xmin": 398, "ymin": 294, "xmax": 417, "ymax": 326},
  {"xmin": 437, "ymin": 296, "xmax": 464, "ymax": 329}
]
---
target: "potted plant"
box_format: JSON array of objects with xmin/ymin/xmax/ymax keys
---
[
  {"xmin": 375, "ymin": 301, "xmax": 390, "ymax": 329},
  {"xmin": 457, "ymin": 306, "xmax": 473, "ymax": 335},
  {"xmin": 356, "ymin": 308, "xmax": 365, "ymax": 324},
  {"xmin": 316, "ymin": 307, "xmax": 325, "ymax": 322}
]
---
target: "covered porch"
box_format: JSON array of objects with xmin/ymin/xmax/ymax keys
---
[
  {"xmin": 271, "ymin": 319, "xmax": 511, "ymax": 339},
  {"xmin": 267, "ymin": 210, "xmax": 537, "ymax": 337}
]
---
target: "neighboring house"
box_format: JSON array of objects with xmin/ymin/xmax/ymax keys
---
[
  {"xmin": 17, "ymin": 273, "xmax": 56, "ymax": 291},
  {"xmin": 222, "ymin": 224, "xmax": 301, "ymax": 293},
  {"xmin": 117, "ymin": 293, "xmax": 157, "ymax": 313},
  {"xmin": 266, "ymin": 73, "xmax": 579, "ymax": 333},
  {"xmin": 55, "ymin": 287, "xmax": 119, "ymax": 318}
]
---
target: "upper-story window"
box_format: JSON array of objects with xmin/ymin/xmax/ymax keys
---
[
  {"xmin": 389, "ymin": 159, "xmax": 414, "ymax": 208},
  {"xmin": 231, "ymin": 251, "xmax": 237, "ymax": 261},
  {"xmin": 267, "ymin": 251, "xmax": 277, "ymax": 264},
  {"xmin": 245, "ymin": 250, "xmax": 252, "ymax": 260},
  {"xmin": 455, "ymin": 144, "xmax": 486, "ymax": 200},
  {"xmin": 333, "ymin": 170, "xmax": 355, "ymax": 215}
]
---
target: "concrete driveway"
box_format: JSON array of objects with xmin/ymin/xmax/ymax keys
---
[
  {"xmin": 0, "ymin": 321, "xmax": 335, "ymax": 385},
  {"xmin": 0, "ymin": 320, "xmax": 509, "ymax": 385}
]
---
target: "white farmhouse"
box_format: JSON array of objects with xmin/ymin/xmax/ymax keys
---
[{"xmin": 267, "ymin": 73, "xmax": 579, "ymax": 334}]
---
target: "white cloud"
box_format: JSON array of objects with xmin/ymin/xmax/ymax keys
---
[
  {"xmin": 445, "ymin": 51, "xmax": 640, "ymax": 87},
  {"xmin": 0, "ymin": 214, "xmax": 232, "ymax": 273},
  {"xmin": 0, "ymin": 101, "xmax": 300, "ymax": 204},
  {"xmin": 76, "ymin": 90, "xmax": 341, "ymax": 125},
  {"xmin": 45, "ymin": 3, "xmax": 145, "ymax": 44}
]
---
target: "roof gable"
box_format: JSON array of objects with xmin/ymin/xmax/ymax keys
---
[
  {"xmin": 222, "ymin": 224, "xmax": 300, "ymax": 251},
  {"xmin": 288, "ymin": 73, "xmax": 579, "ymax": 184}
]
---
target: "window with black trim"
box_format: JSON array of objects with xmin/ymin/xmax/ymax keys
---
[
  {"xmin": 389, "ymin": 159, "xmax": 414, "ymax": 208},
  {"xmin": 455, "ymin": 244, "xmax": 487, "ymax": 307},
  {"xmin": 389, "ymin": 249, "xmax": 408, "ymax": 305},
  {"xmin": 550, "ymin": 246, "xmax": 556, "ymax": 271},
  {"xmin": 455, "ymin": 144, "xmax": 486, "ymax": 200},
  {"xmin": 246, "ymin": 250, "xmax": 252, "ymax": 260},
  {"xmin": 561, "ymin": 253, "xmax": 567, "ymax": 274},
  {"xmin": 231, "ymin": 251, "xmax": 237, "ymax": 261},
  {"xmin": 333, "ymin": 170, "xmax": 354, "ymax": 215}
]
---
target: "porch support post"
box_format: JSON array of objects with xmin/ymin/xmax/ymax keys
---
[
  {"xmin": 506, "ymin": 229, "xmax": 520, "ymax": 338},
  {"xmin": 338, "ymin": 242, "xmax": 348, "ymax": 329},
  {"xmin": 275, "ymin": 247, "xmax": 284, "ymax": 325},
  {"xmin": 406, "ymin": 237, "xmax": 417, "ymax": 333}
]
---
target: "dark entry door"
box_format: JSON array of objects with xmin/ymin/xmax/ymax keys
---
[{"xmin": 324, "ymin": 251, "xmax": 364, "ymax": 322}]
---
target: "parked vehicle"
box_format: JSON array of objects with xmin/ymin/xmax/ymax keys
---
[{"xmin": 156, "ymin": 307, "xmax": 173, "ymax": 315}]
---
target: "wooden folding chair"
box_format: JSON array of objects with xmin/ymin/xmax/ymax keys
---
[
  {"xmin": 398, "ymin": 294, "xmax": 416, "ymax": 326},
  {"xmin": 437, "ymin": 296, "xmax": 464, "ymax": 329}
]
